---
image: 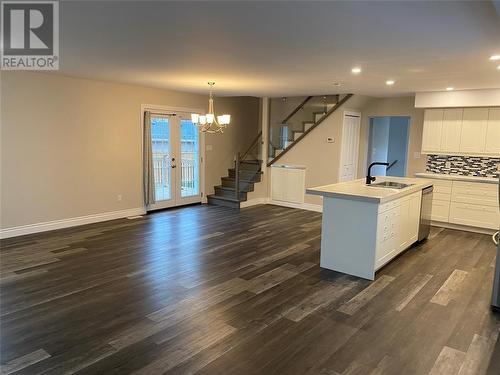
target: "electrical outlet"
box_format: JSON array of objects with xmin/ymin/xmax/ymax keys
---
[
  {"xmin": 413, "ymin": 152, "xmax": 421, "ymax": 159},
  {"xmin": 117, "ymin": 194, "xmax": 122, "ymax": 202},
  {"xmin": 497, "ymin": 163, "xmax": 500, "ymax": 172},
  {"xmin": 206, "ymin": 145, "xmax": 213, "ymax": 151},
  {"xmin": 445, "ymin": 161, "xmax": 451, "ymax": 169}
]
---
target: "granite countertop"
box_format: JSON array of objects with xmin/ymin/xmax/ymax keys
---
[
  {"xmin": 306, "ymin": 176, "xmax": 433, "ymax": 204},
  {"xmin": 414, "ymin": 172, "xmax": 499, "ymax": 184}
]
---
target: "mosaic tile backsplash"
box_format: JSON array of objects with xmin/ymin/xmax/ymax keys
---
[{"xmin": 426, "ymin": 155, "xmax": 500, "ymax": 178}]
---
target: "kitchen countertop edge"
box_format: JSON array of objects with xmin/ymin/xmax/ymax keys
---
[
  {"xmin": 414, "ymin": 172, "xmax": 499, "ymax": 184},
  {"xmin": 306, "ymin": 178, "xmax": 433, "ymax": 204}
]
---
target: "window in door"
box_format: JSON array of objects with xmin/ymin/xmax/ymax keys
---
[
  {"xmin": 151, "ymin": 115, "xmax": 172, "ymax": 202},
  {"xmin": 146, "ymin": 111, "xmax": 202, "ymax": 211}
]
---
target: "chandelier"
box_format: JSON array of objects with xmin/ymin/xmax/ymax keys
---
[{"xmin": 191, "ymin": 82, "xmax": 231, "ymax": 133}]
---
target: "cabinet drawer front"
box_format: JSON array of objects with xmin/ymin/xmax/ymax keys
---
[
  {"xmin": 433, "ymin": 185, "xmax": 452, "ymax": 194},
  {"xmin": 433, "ymin": 192, "xmax": 451, "ymax": 202},
  {"xmin": 427, "ymin": 178, "xmax": 453, "ymax": 187},
  {"xmin": 451, "ymin": 187, "xmax": 498, "ymax": 207},
  {"xmin": 431, "ymin": 200, "xmax": 450, "ymax": 222},
  {"xmin": 453, "ymin": 181, "xmax": 498, "ymax": 192},
  {"xmin": 449, "ymin": 202, "xmax": 499, "ymax": 230},
  {"xmin": 378, "ymin": 199, "xmax": 400, "ymax": 213}
]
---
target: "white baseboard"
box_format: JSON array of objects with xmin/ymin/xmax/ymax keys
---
[
  {"xmin": 267, "ymin": 199, "xmax": 323, "ymax": 213},
  {"xmin": 0, "ymin": 207, "xmax": 146, "ymax": 239},
  {"xmin": 431, "ymin": 220, "xmax": 497, "ymax": 235}
]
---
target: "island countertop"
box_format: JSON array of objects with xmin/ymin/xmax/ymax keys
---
[{"xmin": 306, "ymin": 176, "xmax": 433, "ymax": 204}]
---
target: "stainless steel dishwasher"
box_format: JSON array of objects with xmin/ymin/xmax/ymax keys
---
[{"xmin": 418, "ymin": 186, "xmax": 433, "ymax": 241}]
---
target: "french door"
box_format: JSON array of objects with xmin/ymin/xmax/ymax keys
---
[{"xmin": 147, "ymin": 112, "xmax": 202, "ymax": 211}]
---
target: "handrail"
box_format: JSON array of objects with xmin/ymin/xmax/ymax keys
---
[
  {"xmin": 267, "ymin": 94, "xmax": 353, "ymax": 166},
  {"xmin": 234, "ymin": 152, "xmax": 240, "ymax": 199},
  {"xmin": 280, "ymin": 96, "xmax": 313, "ymax": 125},
  {"xmin": 240, "ymin": 130, "xmax": 262, "ymax": 161}
]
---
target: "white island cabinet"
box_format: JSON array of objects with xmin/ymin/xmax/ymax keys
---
[{"xmin": 307, "ymin": 177, "xmax": 432, "ymax": 280}]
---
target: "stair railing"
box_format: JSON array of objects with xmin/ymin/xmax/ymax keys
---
[
  {"xmin": 267, "ymin": 93, "xmax": 353, "ymax": 166},
  {"xmin": 240, "ymin": 131, "xmax": 263, "ymax": 161},
  {"xmin": 234, "ymin": 152, "xmax": 240, "ymax": 200},
  {"xmin": 280, "ymin": 96, "xmax": 313, "ymax": 125},
  {"xmin": 234, "ymin": 130, "xmax": 263, "ymax": 200}
]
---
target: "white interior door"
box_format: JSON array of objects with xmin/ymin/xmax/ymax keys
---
[
  {"xmin": 147, "ymin": 112, "xmax": 202, "ymax": 211},
  {"xmin": 339, "ymin": 112, "xmax": 361, "ymax": 182}
]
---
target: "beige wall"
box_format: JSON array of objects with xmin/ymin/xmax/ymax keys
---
[
  {"xmin": 0, "ymin": 72, "xmax": 259, "ymax": 229},
  {"xmin": 277, "ymin": 95, "xmax": 372, "ymax": 205},
  {"xmin": 271, "ymin": 95, "xmax": 426, "ymax": 206}
]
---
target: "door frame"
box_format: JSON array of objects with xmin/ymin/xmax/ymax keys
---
[
  {"xmin": 366, "ymin": 116, "xmax": 411, "ymax": 178},
  {"xmin": 338, "ymin": 110, "xmax": 361, "ymax": 182},
  {"xmin": 141, "ymin": 104, "xmax": 206, "ymax": 211}
]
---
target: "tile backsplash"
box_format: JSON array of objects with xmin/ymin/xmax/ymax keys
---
[{"xmin": 426, "ymin": 155, "xmax": 500, "ymax": 178}]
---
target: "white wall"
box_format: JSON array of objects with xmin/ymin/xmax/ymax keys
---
[{"xmin": 0, "ymin": 72, "xmax": 260, "ymax": 231}]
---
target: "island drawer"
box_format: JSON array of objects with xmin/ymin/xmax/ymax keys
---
[{"xmin": 378, "ymin": 199, "xmax": 401, "ymax": 213}]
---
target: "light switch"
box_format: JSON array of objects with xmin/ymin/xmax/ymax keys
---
[
  {"xmin": 206, "ymin": 145, "xmax": 213, "ymax": 151},
  {"xmin": 413, "ymin": 152, "xmax": 421, "ymax": 159}
]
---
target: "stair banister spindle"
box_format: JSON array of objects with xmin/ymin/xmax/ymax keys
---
[{"xmin": 235, "ymin": 152, "xmax": 240, "ymax": 200}]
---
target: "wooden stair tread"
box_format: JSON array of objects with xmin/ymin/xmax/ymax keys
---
[
  {"xmin": 215, "ymin": 185, "xmax": 253, "ymax": 192},
  {"xmin": 207, "ymin": 194, "xmax": 245, "ymax": 204}
]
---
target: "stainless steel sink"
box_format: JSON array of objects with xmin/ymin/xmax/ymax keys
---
[{"xmin": 367, "ymin": 181, "xmax": 413, "ymax": 189}]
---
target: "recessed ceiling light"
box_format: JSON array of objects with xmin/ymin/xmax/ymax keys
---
[
  {"xmin": 490, "ymin": 55, "xmax": 500, "ymax": 61},
  {"xmin": 497, "ymin": 65, "xmax": 500, "ymax": 70},
  {"xmin": 351, "ymin": 67, "xmax": 361, "ymax": 74},
  {"xmin": 386, "ymin": 80, "xmax": 395, "ymax": 86},
  {"xmin": 446, "ymin": 87, "xmax": 454, "ymax": 91}
]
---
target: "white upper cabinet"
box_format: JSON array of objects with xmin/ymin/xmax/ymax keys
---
[
  {"xmin": 459, "ymin": 108, "xmax": 489, "ymax": 154},
  {"xmin": 422, "ymin": 107, "xmax": 499, "ymax": 156},
  {"xmin": 485, "ymin": 108, "xmax": 500, "ymax": 154},
  {"xmin": 421, "ymin": 109, "xmax": 443, "ymax": 153},
  {"xmin": 440, "ymin": 108, "xmax": 463, "ymax": 153}
]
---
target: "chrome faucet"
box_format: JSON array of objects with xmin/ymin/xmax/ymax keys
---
[{"xmin": 366, "ymin": 162, "xmax": 390, "ymax": 184}]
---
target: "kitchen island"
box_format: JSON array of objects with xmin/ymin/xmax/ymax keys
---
[{"xmin": 307, "ymin": 177, "xmax": 433, "ymax": 280}]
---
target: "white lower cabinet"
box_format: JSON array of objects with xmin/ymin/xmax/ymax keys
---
[
  {"xmin": 423, "ymin": 177, "xmax": 499, "ymax": 231},
  {"xmin": 431, "ymin": 200, "xmax": 451, "ymax": 222},
  {"xmin": 271, "ymin": 166, "xmax": 306, "ymax": 204},
  {"xmin": 449, "ymin": 202, "xmax": 499, "ymax": 230},
  {"xmin": 375, "ymin": 191, "xmax": 422, "ymax": 269}
]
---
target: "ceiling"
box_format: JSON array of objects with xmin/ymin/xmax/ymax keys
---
[{"xmin": 58, "ymin": 1, "xmax": 500, "ymax": 97}]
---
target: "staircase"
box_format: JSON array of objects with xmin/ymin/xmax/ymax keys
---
[
  {"xmin": 207, "ymin": 132, "xmax": 263, "ymax": 209},
  {"xmin": 268, "ymin": 93, "xmax": 353, "ymax": 166}
]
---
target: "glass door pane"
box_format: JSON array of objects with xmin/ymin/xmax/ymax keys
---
[
  {"xmin": 180, "ymin": 119, "xmax": 199, "ymax": 198},
  {"xmin": 151, "ymin": 115, "xmax": 173, "ymax": 202}
]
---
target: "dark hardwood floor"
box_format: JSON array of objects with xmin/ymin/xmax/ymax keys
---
[{"xmin": 1, "ymin": 204, "xmax": 499, "ymax": 374}]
